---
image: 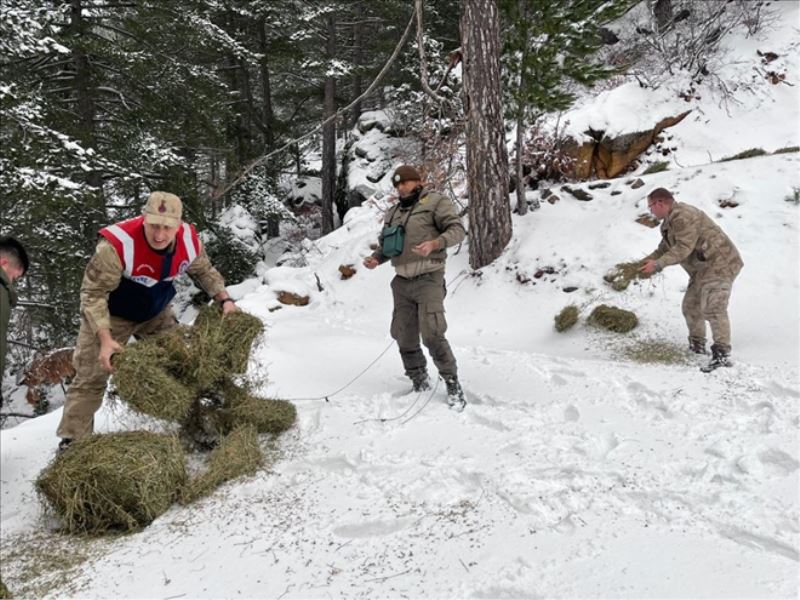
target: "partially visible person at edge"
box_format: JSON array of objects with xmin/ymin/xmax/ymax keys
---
[
  {"xmin": 1, "ymin": 237, "xmax": 29, "ymax": 406},
  {"xmin": 363, "ymin": 165, "xmax": 467, "ymax": 410},
  {"xmin": 56, "ymin": 192, "xmax": 238, "ymax": 451},
  {"xmin": 640, "ymin": 187, "xmax": 744, "ymax": 372}
]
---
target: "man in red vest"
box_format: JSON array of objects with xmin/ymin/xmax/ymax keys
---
[{"xmin": 56, "ymin": 192, "xmax": 238, "ymax": 450}]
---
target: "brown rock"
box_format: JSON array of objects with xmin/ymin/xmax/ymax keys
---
[
  {"xmin": 564, "ymin": 111, "xmax": 691, "ymax": 180},
  {"xmin": 339, "ymin": 264, "xmax": 357, "ymax": 279},
  {"xmin": 277, "ymin": 291, "xmax": 310, "ymax": 306},
  {"xmin": 635, "ymin": 213, "xmax": 659, "ymax": 228},
  {"xmin": 547, "ymin": 195, "xmax": 560, "ymax": 204},
  {"xmin": 630, "ymin": 178, "xmax": 645, "ymax": 189},
  {"xmin": 718, "ymin": 199, "xmax": 739, "ymax": 208}
]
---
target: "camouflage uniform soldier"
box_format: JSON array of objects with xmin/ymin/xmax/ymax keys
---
[
  {"xmin": 640, "ymin": 187, "xmax": 744, "ymax": 371},
  {"xmin": 56, "ymin": 192, "xmax": 238, "ymax": 450},
  {"xmin": 363, "ymin": 165, "xmax": 467, "ymax": 409}
]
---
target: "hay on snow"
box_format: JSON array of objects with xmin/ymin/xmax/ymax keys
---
[
  {"xmin": 182, "ymin": 425, "xmax": 263, "ymax": 503},
  {"xmin": 588, "ymin": 304, "xmax": 639, "ymax": 333},
  {"xmin": 36, "ymin": 432, "xmax": 187, "ymax": 534},
  {"xmin": 554, "ymin": 305, "xmax": 580, "ymax": 332}
]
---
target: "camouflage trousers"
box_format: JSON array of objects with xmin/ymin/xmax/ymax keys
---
[
  {"xmin": 682, "ymin": 270, "xmax": 740, "ymax": 353},
  {"xmin": 390, "ymin": 270, "xmax": 458, "ymax": 379},
  {"xmin": 56, "ymin": 307, "xmax": 178, "ymax": 441}
]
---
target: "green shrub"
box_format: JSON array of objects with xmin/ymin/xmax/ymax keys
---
[
  {"xmin": 642, "ymin": 161, "xmax": 669, "ymax": 174},
  {"xmin": 720, "ymin": 148, "xmax": 767, "ymax": 162},
  {"xmin": 203, "ymin": 226, "xmax": 260, "ymax": 287}
]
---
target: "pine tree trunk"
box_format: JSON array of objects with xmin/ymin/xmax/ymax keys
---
[
  {"xmin": 258, "ymin": 16, "xmax": 275, "ymax": 149},
  {"xmin": 460, "ymin": 0, "xmax": 511, "ymax": 269},
  {"xmin": 350, "ymin": 20, "xmax": 363, "ymax": 130},
  {"xmin": 321, "ymin": 13, "xmax": 337, "ymax": 234},
  {"xmin": 515, "ymin": 114, "xmax": 527, "ymax": 216},
  {"xmin": 69, "ymin": 0, "xmax": 105, "ymax": 241}
]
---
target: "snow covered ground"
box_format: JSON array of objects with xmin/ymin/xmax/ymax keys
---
[
  {"xmin": 2, "ymin": 3, "xmax": 799, "ymax": 598},
  {"xmin": 2, "ymin": 151, "xmax": 798, "ymax": 598}
]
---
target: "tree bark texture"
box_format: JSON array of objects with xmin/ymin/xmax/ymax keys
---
[
  {"xmin": 258, "ymin": 16, "xmax": 275, "ymax": 149},
  {"xmin": 350, "ymin": 20, "xmax": 363, "ymax": 130},
  {"xmin": 321, "ymin": 13, "xmax": 337, "ymax": 234},
  {"xmin": 515, "ymin": 115, "xmax": 527, "ymax": 216},
  {"xmin": 460, "ymin": 0, "xmax": 512, "ymax": 269}
]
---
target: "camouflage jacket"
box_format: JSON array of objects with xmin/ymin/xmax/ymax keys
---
[
  {"xmin": 81, "ymin": 238, "xmax": 226, "ymax": 334},
  {"xmin": 647, "ymin": 202, "xmax": 743, "ymax": 278},
  {"xmin": 371, "ymin": 190, "xmax": 465, "ymax": 278},
  {"xmin": 1, "ymin": 268, "xmax": 17, "ymax": 375}
]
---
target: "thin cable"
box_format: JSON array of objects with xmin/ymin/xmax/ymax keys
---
[
  {"xmin": 280, "ymin": 339, "xmax": 396, "ymax": 403},
  {"xmin": 214, "ymin": 7, "xmax": 418, "ymax": 201},
  {"xmin": 353, "ymin": 377, "xmax": 439, "ymax": 425},
  {"xmin": 401, "ymin": 377, "xmax": 441, "ymax": 424}
]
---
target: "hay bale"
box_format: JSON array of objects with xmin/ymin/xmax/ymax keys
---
[
  {"xmin": 588, "ymin": 304, "xmax": 639, "ymax": 333},
  {"xmin": 36, "ymin": 432, "xmax": 187, "ymax": 534},
  {"xmin": 554, "ymin": 305, "xmax": 579, "ymax": 332},
  {"xmin": 113, "ymin": 339, "xmax": 196, "ymax": 422},
  {"xmin": 603, "ymin": 261, "xmax": 654, "ymax": 291},
  {"xmin": 182, "ymin": 425, "xmax": 263, "ymax": 503}
]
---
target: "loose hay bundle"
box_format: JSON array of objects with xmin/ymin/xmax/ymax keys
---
[
  {"xmin": 180, "ymin": 383, "xmax": 296, "ymax": 448},
  {"xmin": 113, "ymin": 336, "xmax": 196, "ymax": 422},
  {"xmin": 182, "ymin": 425, "xmax": 263, "ymax": 503},
  {"xmin": 192, "ymin": 307, "xmax": 265, "ymax": 375},
  {"xmin": 588, "ymin": 304, "xmax": 638, "ymax": 333},
  {"xmin": 554, "ymin": 305, "xmax": 579, "ymax": 332},
  {"xmin": 229, "ymin": 389, "xmax": 297, "ymax": 434},
  {"xmin": 113, "ymin": 308, "xmax": 265, "ymax": 420},
  {"xmin": 603, "ymin": 261, "xmax": 654, "ymax": 291},
  {"xmin": 36, "ymin": 432, "xmax": 187, "ymax": 534}
]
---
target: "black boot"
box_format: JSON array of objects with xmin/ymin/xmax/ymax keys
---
[
  {"xmin": 443, "ymin": 376, "xmax": 466, "ymax": 411},
  {"xmin": 57, "ymin": 438, "xmax": 73, "ymax": 454},
  {"xmin": 688, "ymin": 337, "xmax": 708, "ymax": 355},
  {"xmin": 701, "ymin": 344, "xmax": 733, "ymax": 372},
  {"xmin": 408, "ymin": 369, "xmax": 431, "ymax": 392}
]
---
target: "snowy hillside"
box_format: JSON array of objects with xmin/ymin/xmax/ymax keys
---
[{"xmin": 2, "ymin": 2, "xmax": 799, "ymax": 599}]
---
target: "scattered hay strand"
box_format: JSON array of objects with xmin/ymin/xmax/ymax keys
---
[
  {"xmin": 554, "ymin": 305, "xmax": 579, "ymax": 332},
  {"xmin": 603, "ymin": 261, "xmax": 654, "ymax": 291},
  {"xmin": 588, "ymin": 304, "xmax": 638, "ymax": 333},
  {"xmin": 36, "ymin": 432, "xmax": 187, "ymax": 534},
  {"xmin": 182, "ymin": 425, "xmax": 263, "ymax": 503},
  {"xmin": 622, "ymin": 340, "xmax": 690, "ymax": 365}
]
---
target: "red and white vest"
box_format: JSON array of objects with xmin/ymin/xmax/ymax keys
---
[
  {"xmin": 98, "ymin": 215, "xmax": 201, "ymax": 322},
  {"xmin": 99, "ymin": 215, "xmax": 200, "ymax": 287}
]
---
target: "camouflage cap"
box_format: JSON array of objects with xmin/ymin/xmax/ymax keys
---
[
  {"xmin": 391, "ymin": 165, "xmax": 421, "ymax": 187},
  {"xmin": 143, "ymin": 191, "xmax": 182, "ymax": 227}
]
